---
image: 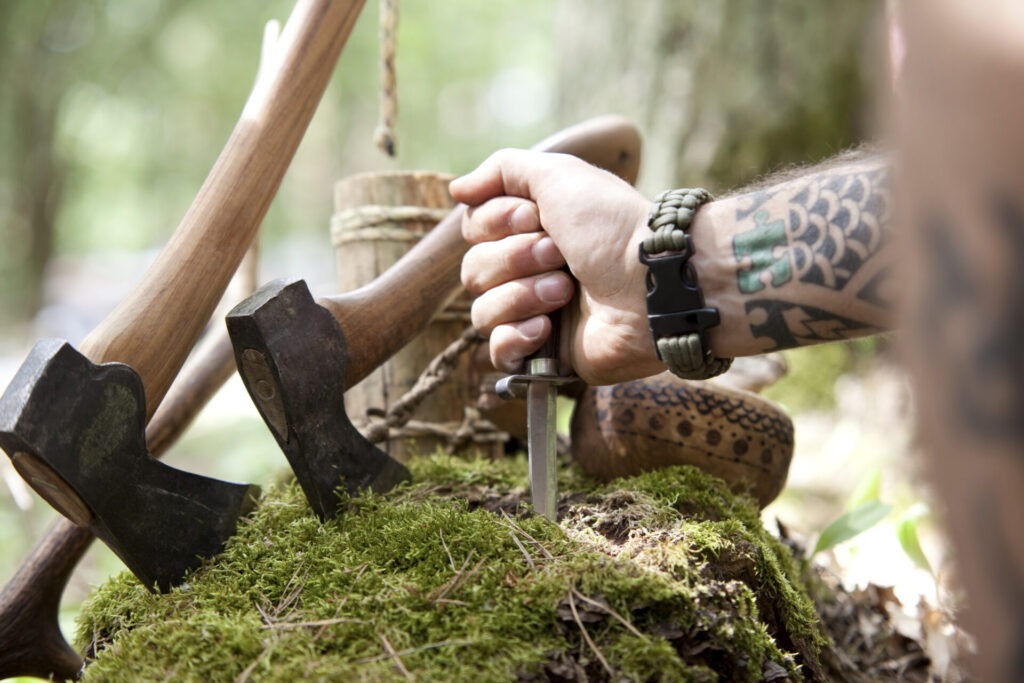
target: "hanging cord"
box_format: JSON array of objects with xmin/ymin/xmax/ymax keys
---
[
  {"xmin": 362, "ymin": 326, "xmax": 509, "ymax": 451},
  {"xmin": 374, "ymin": 0, "xmax": 399, "ymax": 156}
]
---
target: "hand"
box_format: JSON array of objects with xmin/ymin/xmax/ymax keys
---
[{"xmin": 453, "ymin": 149, "xmax": 665, "ymax": 385}]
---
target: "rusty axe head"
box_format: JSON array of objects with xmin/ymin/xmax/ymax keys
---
[
  {"xmin": 226, "ymin": 278, "xmax": 411, "ymax": 520},
  {"xmin": 0, "ymin": 339, "xmax": 260, "ymax": 592}
]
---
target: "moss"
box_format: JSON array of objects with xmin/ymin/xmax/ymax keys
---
[{"xmin": 75, "ymin": 455, "xmax": 827, "ymax": 682}]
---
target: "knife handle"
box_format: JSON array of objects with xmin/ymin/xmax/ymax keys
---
[
  {"xmin": 495, "ymin": 268, "xmax": 579, "ymax": 397},
  {"xmin": 526, "ymin": 302, "xmax": 561, "ymax": 378}
]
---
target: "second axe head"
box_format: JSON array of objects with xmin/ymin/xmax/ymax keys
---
[{"xmin": 226, "ymin": 279, "xmax": 411, "ymax": 520}]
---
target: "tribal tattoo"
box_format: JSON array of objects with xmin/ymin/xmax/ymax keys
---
[
  {"xmin": 730, "ymin": 160, "xmax": 892, "ymax": 349},
  {"xmin": 744, "ymin": 300, "xmax": 880, "ymax": 351}
]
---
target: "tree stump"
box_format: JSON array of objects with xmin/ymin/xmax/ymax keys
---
[{"xmin": 332, "ymin": 171, "xmax": 502, "ymax": 461}]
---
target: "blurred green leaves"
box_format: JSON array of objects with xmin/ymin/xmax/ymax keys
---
[
  {"xmin": 896, "ymin": 503, "xmax": 934, "ymax": 576},
  {"xmin": 813, "ymin": 499, "xmax": 892, "ymax": 556}
]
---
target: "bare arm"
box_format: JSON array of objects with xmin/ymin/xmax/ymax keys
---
[
  {"xmin": 695, "ymin": 151, "xmax": 894, "ymax": 357},
  {"xmin": 454, "ymin": 150, "xmax": 894, "ymax": 385}
]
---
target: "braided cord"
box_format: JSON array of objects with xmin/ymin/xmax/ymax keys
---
[
  {"xmin": 374, "ymin": 0, "xmax": 398, "ymax": 157},
  {"xmin": 642, "ymin": 188, "xmax": 732, "ymax": 380}
]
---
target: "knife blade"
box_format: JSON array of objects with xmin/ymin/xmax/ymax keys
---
[
  {"xmin": 525, "ymin": 354, "xmax": 558, "ymax": 520},
  {"xmin": 496, "ymin": 306, "xmax": 575, "ymax": 521}
]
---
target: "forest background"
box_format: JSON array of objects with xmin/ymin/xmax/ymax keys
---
[{"xmin": 0, "ymin": 1, "xmax": 939, "ymax": 672}]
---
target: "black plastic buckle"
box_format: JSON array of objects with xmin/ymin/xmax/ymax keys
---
[{"xmin": 639, "ymin": 242, "xmax": 721, "ymax": 359}]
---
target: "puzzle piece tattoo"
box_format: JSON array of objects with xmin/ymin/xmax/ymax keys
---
[{"xmin": 733, "ymin": 210, "xmax": 792, "ymax": 293}]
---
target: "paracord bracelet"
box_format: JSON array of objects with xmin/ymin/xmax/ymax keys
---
[{"xmin": 640, "ymin": 188, "xmax": 732, "ymax": 380}]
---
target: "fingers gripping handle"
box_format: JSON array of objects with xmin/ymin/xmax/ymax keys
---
[{"xmin": 494, "ymin": 306, "xmax": 576, "ymax": 398}]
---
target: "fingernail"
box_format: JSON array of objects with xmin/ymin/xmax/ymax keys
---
[
  {"xmin": 519, "ymin": 316, "xmax": 545, "ymax": 341},
  {"xmin": 534, "ymin": 273, "xmax": 569, "ymax": 304},
  {"xmin": 532, "ymin": 236, "xmax": 564, "ymax": 269},
  {"xmin": 509, "ymin": 203, "xmax": 539, "ymax": 233}
]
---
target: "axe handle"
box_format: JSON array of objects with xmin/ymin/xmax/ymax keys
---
[
  {"xmin": 80, "ymin": 0, "xmax": 366, "ymax": 421},
  {"xmin": 320, "ymin": 115, "xmax": 642, "ymax": 388},
  {"xmin": 0, "ymin": 517, "xmax": 89, "ymax": 681}
]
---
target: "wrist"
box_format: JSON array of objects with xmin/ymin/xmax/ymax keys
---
[
  {"xmin": 639, "ymin": 189, "xmax": 732, "ymax": 379},
  {"xmin": 687, "ymin": 199, "xmax": 754, "ymax": 359}
]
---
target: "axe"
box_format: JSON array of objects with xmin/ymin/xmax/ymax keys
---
[
  {"xmin": 0, "ymin": 0, "xmax": 367, "ymax": 594},
  {"xmin": 0, "ymin": 327, "xmax": 240, "ymax": 682},
  {"xmin": 227, "ymin": 115, "xmax": 642, "ymax": 520}
]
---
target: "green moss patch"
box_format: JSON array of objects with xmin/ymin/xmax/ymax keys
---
[{"xmin": 75, "ymin": 455, "xmax": 827, "ymax": 682}]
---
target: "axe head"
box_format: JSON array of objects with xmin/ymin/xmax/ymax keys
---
[
  {"xmin": 226, "ymin": 278, "xmax": 411, "ymax": 520},
  {"xmin": 0, "ymin": 339, "xmax": 260, "ymax": 592}
]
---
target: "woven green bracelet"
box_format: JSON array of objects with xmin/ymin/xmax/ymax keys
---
[{"xmin": 640, "ymin": 188, "xmax": 732, "ymax": 380}]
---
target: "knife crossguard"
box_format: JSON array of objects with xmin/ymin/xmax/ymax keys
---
[{"xmin": 494, "ymin": 359, "xmax": 579, "ymax": 399}]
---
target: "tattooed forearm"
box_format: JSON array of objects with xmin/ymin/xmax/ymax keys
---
[
  {"xmin": 734, "ymin": 164, "xmax": 890, "ymax": 293},
  {"xmin": 727, "ymin": 158, "xmax": 893, "ymax": 350},
  {"xmin": 744, "ymin": 300, "xmax": 881, "ymax": 352}
]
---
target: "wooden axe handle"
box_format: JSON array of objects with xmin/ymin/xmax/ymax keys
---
[
  {"xmin": 81, "ymin": 0, "xmax": 366, "ymax": 421},
  {"xmin": 320, "ymin": 115, "xmax": 643, "ymax": 387}
]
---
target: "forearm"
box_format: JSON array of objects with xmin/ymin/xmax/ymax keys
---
[{"xmin": 688, "ymin": 152, "xmax": 895, "ymax": 358}]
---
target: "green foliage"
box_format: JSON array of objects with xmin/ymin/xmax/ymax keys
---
[
  {"xmin": 896, "ymin": 503, "xmax": 934, "ymax": 576},
  {"xmin": 845, "ymin": 466, "xmax": 883, "ymax": 511},
  {"xmin": 0, "ymin": 0, "xmax": 558, "ymax": 324},
  {"xmin": 75, "ymin": 456, "xmax": 826, "ymax": 682},
  {"xmin": 813, "ymin": 500, "xmax": 892, "ymax": 556}
]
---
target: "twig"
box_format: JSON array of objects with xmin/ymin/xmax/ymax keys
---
[
  {"xmin": 439, "ymin": 530, "xmax": 457, "ymax": 573},
  {"xmin": 571, "ymin": 587, "xmax": 646, "ymax": 640},
  {"xmin": 429, "ymin": 554, "xmax": 484, "ymax": 603},
  {"xmin": 355, "ymin": 639, "xmax": 474, "ymax": 664},
  {"xmin": 313, "ymin": 599, "xmax": 349, "ymax": 643},
  {"xmin": 258, "ymin": 563, "xmax": 309, "ymax": 625},
  {"xmin": 378, "ymin": 632, "xmax": 414, "ymax": 681},
  {"xmin": 433, "ymin": 598, "xmax": 470, "ymax": 606},
  {"xmin": 260, "ymin": 617, "xmax": 366, "ymax": 632},
  {"xmin": 234, "ymin": 646, "xmax": 271, "ymax": 683},
  {"xmin": 499, "ymin": 511, "xmax": 555, "ymax": 561},
  {"xmin": 568, "ymin": 588, "xmax": 614, "ymax": 677},
  {"xmin": 508, "ymin": 529, "xmax": 537, "ymax": 572}
]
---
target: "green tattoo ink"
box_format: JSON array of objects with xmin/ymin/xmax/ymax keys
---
[{"xmin": 733, "ymin": 210, "xmax": 792, "ymax": 293}]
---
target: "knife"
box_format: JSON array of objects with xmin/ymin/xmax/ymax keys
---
[{"xmin": 496, "ymin": 301, "xmax": 577, "ymax": 520}]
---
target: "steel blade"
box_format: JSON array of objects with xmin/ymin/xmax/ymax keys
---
[{"xmin": 527, "ymin": 379, "xmax": 558, "ymax": 520}]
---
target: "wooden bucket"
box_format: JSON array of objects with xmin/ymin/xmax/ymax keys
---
[{"xmin": 331, "ymin": 170, "xmax": 503, "ymax": 462}]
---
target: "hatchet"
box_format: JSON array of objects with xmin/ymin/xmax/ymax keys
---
[{"xmin": 0, "ymin": 324, "xmax": 240, "ymax": 681}]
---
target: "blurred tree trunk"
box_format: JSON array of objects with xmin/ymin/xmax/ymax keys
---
[
  {"xmin": 0, "ymin": 1, "xmax": 69, "ymax": 324},
  {"xmin": 554, "ymin": 1, "xmax": 882, "ymax": 195}
]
